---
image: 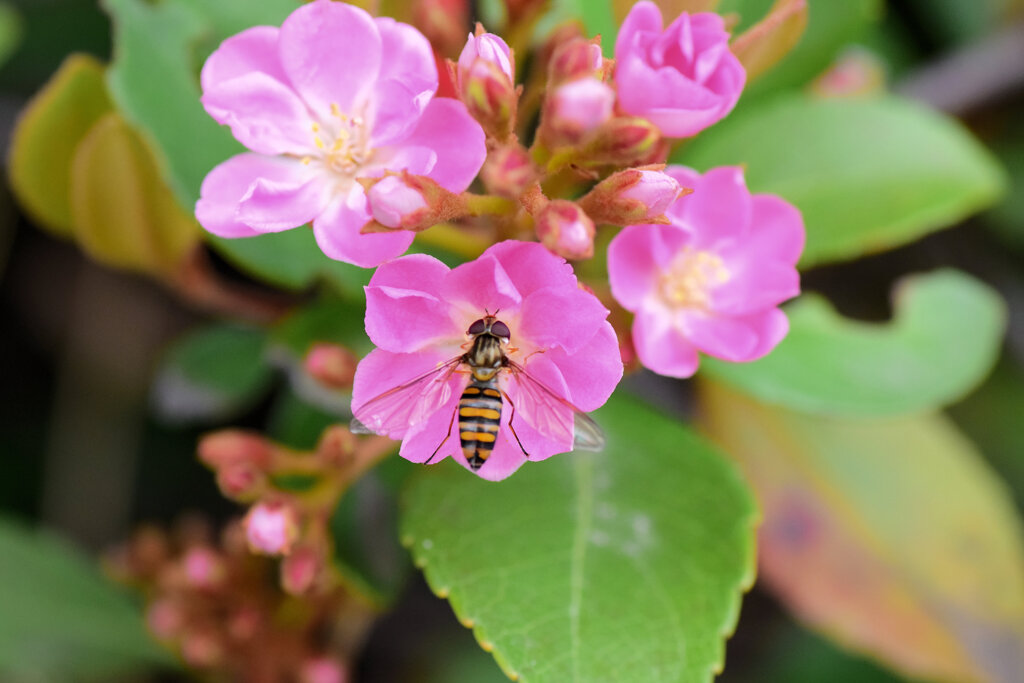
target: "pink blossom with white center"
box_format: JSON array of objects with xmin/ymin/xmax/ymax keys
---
[
  {"xmin": 351, "ymin": 241, "xmax": 623, "ymax": 481},
  {"xmin": 244, "ymin": 501, "xmax": 299, "ymax": 555},
  {"xmin": 614, "ymin": 2, "xmax": 745, "ymax": 138},
  {"xmin": 195, "ymin": 0, "xmax": 486, "ymax": 267},
  {"xmin": 608, "ymin": 166, "xmax": 804, "ymax": 378},
  {"xmin": 457, "ymin": 31, "xmax": 513, "ymax": 82}
]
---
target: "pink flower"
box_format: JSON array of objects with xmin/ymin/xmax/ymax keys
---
[
  {"xmin": 457, "ymin": 31, "xmax": 513, "ymax": 82},
  {"xmin": 195, "ymin": 0, "xmax": 486, "ymax": 267},
  {"xmin": 244, "ymin": 502, "xmax": 299, "ymax": 555},
  {"xmin": 614, "ymin": 2, "xmax": 745, "ymax": 138},
  {"xmin": 351, "ymin": 241, "xmax": 623, "ymax": 481},
  {"xmin": 607, "ymin": 166, "xmax": 803, "ymax": 378}
]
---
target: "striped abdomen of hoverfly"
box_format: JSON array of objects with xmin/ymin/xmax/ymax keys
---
[{"xmin": 458, "ymin": 379, "xmax": 503, "ymax": 470}]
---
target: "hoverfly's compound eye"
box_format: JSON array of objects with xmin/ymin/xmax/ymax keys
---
[
  {"xmin": 491, "ymin": 320, "xmax": 511, "ymax": 340},
  {"xmin": 468, "ymin": 319, "xmax": 487, "ymax": 336}
]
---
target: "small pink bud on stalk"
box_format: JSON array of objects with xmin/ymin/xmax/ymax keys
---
[
  {"xmin": 301, "ymin": 657, "xmax": 348, "ymax": 683},
  {"xmin": 548, "ymin": 37, "xmax": 607, "ymax": 85},
  {"xmin": 361, "ymin": 172, "xmax": 469, "ymax": 234},
  {"xmin": 559, "ymin": 116, "xmax": 662, "ymax": 169},
  {"xmin": 198, "ymin": 430, "xmax": 272, "ymax": 470},
  {"xmin": 244, "ymin": 501, "xmax": 300, "ymax": 556},
  {"xmin": 454, "ymin": 29, "xmax": 518, "ymax": 142},
  {"xmin": 182, "ymin": 547, "xmax": 226, "ymax": 589},
  {"xmin": 281, "ymin": 545, "xmax": 323, "ymax": 596},
  {"xmin": 216, "ymin": 462, "xmax": 267, "ymax": 502},
  {"xmin": 305, "ymin": 343, "xmax": 358, "ymax": 390},
  {"xmin": 481, "ymin": 144, "xmax": 537, "ymax": 198},
  {"xmin": 542, "ymin": 77, "xmax": 615, "ymax": 144},
  {"xmin": 413, "ymin": 0, "xmax": 469, "ymax": 58},
  {"xmin": 578, "ymin": 168, "xmax": 686, "ymax": 225},
  {"xmin": 534, "ymin": 200, "xmax": 596, "ymax": 260},
  {"xmin": 146, "ymin": 598, "xmax": 184, "ymax": 640}
]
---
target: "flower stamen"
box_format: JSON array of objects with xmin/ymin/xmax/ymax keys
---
[{"xmin": 658, "ymin": 247, "xmax": 730, "ymax": 310}]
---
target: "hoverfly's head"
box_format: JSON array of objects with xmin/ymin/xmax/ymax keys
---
[{"xmin": 468, "ymin": 314, "xmax": 511, "ymax": 343}]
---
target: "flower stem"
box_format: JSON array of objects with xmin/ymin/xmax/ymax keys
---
[{"xmin": 464, "ymin": 193, "xmax": 517, "ymax": 216}]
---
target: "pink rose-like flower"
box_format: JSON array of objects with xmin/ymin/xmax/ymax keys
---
[
  {"xmin": 351, "ymin": 241, "xmax": 623, "ymax": 481},
  {"xmin": 608, "ymin": 166, "xmax": 803, "ymax": 378},
  {"xmin": 614, "ymin": 2, "xmax": 745, "ymax": 138},
  {"xmin": 196, "ymin": 0, "xmax": 486, "ymax": 267}
]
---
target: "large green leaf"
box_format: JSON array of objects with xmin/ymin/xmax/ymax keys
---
[
  {"xmin": 0, "ymin": 517, "xmax": 171, "ymax": 680},
  {"xmin": 152, "ymin": 323, "xmax": 272, "ymax": 424},
  {"xmin": 701, "ymin": 269, "xmax": 1006, "ymax": 416},
  {"xmin": 699, "ymin": 380, "xmax": 1024, "ymax": 683},
  {"xmin": 678, "ymin": 94, "xmax": 1007, "ymax": 268},
  {"xmin": 401, "ymin": 394, "xmax": 757, "ymax": 682}
]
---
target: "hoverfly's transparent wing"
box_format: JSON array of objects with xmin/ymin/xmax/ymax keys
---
[
  {"xmin": 350, "ymin": 357, "xmax": 463, "ymax": 437},
  {"xmin": 506, "ymin": 361, "xmax": 606, "ymax": 452}
]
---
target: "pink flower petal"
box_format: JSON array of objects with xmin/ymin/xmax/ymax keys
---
[
  {"xmin": 614, "ymin": 1, "xmax": 664, "ymax": 58},
  {"xmin": 443, "ymin": 254, "xmax": 522, "ymax": 314},
  {"xmin": 278, "ymin": 0, "xmax": 381, "ymax": 120},
  {"xmin": 365, "ymin": 257, "xmax": 463, "ymax": 353},
  {"xmin": 518, "ymin": 286, "xmax": 611, "ymax": 355},
  {"xmin": 540, "ymin": 324, "xmax": 623, "ymax": 411},
  {"xmin": 200, "ymin": 26, "xmax": 287, "ymax": 93},
  {"xmin": 743, "ymin": 308, "xmax": 790, "ymax": 360},
  {"xmin": 483, "ymin": 241, "xmax": 578, "ymax": 299},
  {"xmin": 397, "ymin": 97, "xmax": 486, "ymax": 191},
  {"xmin": 312, "ymin": 187, "xmax": 414, "ymax": 267},
  {"xmin": 369, "ymin": 80, "xmax": 433, "ymax": 148},
  {"xmin": 746, "ymin": 194, "xmax": 806, "ymax": 264},
  {"xmin": 632, "ymin": 306, "xmax": 700, "ymax": 378},
  {"xmin": 196, "ymin": 153, "xmax": 318, "ymax": 238},
  {"xmin": 680, "ymin": 310, "xmax": 759, "ymax": 361},
  {"xmin": 201, "ymin": 72, "xmax": 317, "ymax": 156},
  {"xmin": 712, "ymin": 261, "xmax": 800, "ymax": 316},
  {"xmin": 608, "ymin": 224, "xmax": 667, "ymax": 311},
  {"xmin": 676, "ymin": 166, "xmax": 752, "ymax": 247},
  {"xmin": 375, "ymin": 17, "xmax": 437, "ymax": 99},
  {"xmin": 237, "ymin": 174, "xmax": 331, "ymax": 231}
]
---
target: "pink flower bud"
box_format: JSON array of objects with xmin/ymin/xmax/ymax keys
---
[
  {"xmin": 281, "ymin": 545, "xmax": 322, "ymax": 595},
  {"xmin": 182, "ymin": 631, "xmax": 223, "ymax": 669},
  {"xmin": 305, "ymin": 343, "xmax": 358, "ymax": 389},
  {"xmin": 413, "ymin": 0, "xmax": 469, "ymax": 58},
  {"xmin": 458, "ymin": 57, "xmax": 517, "ymax": 141},
  {"xmin": 578, "ymin": 116, "xmax": 662, "ymax": 167},
  {"xmin": 579, "ymin": 168, "xmax": 683, "ymax": 225},
  {"xmin": 535, "ymin": 201, "xmax": 596, "ymax": 260},
  {"xmin": 302, "ymin": 657, "xmax": 348, "ymax": 683},
  {"xmin": 458, "ymin": 30, "xmax": 513, "ymax": 82},
  {"xmin": 549, "ymin": 37, "xmax": 605, "ymax": 85},
  {"xmin": 182, "ymin": 547, "xmax": 225, "ymax": 589},
  {"xmin": 480, "ymin": 144, "xmax": 537, "ymax": 198},
  {"xmin": 216, "ymin": 462, "xmax": 266, "ymax": 502},
  {"xmin": 368, "ymin": 176, "xmax": 429, "ymax": 229},
  {"xmin": 146, "ymin": 598, "xmax": 183, "ymax": 640},
  {"xmin": 546, "ymin": 78, "xmax": 615, "ymax": 140},
  {"xmin": 244, "ymin": 502, "xmax": 299, "ymax": 556},
  {"xmin": 198, "ymin": 430, "xmax": 272, "ymax": 470}
]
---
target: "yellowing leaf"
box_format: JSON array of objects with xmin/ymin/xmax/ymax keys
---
[
  {"xmin": 7, "ymin": 54, "xmax": 112, "ymax": 236},
  {"xmin": 730, "ymin": 0, "xmax": 808, "ymax": 82},
  {"xmin": 69, "ymin": 112, "xmax": 199, "ymax": 275},
  {"xmin": 699, "ymin": 380, "xmax": 1024, "ymax": 683}
]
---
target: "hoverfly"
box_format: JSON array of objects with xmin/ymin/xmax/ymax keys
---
[{"xmin": 350, "ymin": 314, "xmax": 605, "ymax": 471}]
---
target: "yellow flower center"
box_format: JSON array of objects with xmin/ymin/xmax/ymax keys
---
[
  {"xmin": 302, "ymin": 103, "xmax": 371, "ymax": 176},
  {"xmin": 658, "ymin": 247, "xmax": 730, "ymax": 310}
]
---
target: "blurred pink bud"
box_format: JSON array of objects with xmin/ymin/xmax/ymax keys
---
[
  {"xmin": 305, "ymin": 343, "xmax": 358, "ymax": 389},
  {"xmin": 301, "ymin": 657, "xmax": 348, "ymax": 683},
  {"xmin": 182, "ymin": 631, "xmax": 223, "ymax": 669},
  {"xmin": 198, "ymin": 430, "xmax": 272, "ymax": 470},
  {"xmin": 281, "ymin": 545, "xmax": 322, "ymax": 595},
  {"xmin": 228, "ymin": 606, "xmax": 262, "ymax": 642},
  {"xmin": 368, "ymin": 175, "xmax": 429, "ymax": 228},
  {"xmin": 146, "ymin": 598, "xmax": 184, "ymax": 640},
  {"xmin": 578, "ymin": 116, "xmax": 662, "ymax": 167},
  {"xmin": 182, "ymin": 547, "xmax": 225, "ymax": 588},
  {"xmin": 579, "ymin": 168, "xmax": 683, "ymax": 225},
  {"xmin": 413, "ymin": 0, "xmax": 469, "ymax": 57},
  {"xmin": 535, "ymin": 201, "xmax": 595, "ymax": 260},
  {"xmin": 457, "ymin": 57, "xmax": 517, "ymax": 141},
  {"xmin": 480, "ymin": 144, "xmax": 537, "ymax": 198},
  {"xmin": 244, "ymin": 502, "xmax": 300, "ymax": 556},
  {"xmin": 549, "ymin": 37, "xmax": 605, "ymax": 84},
  {"xmin": 316, "ymin": 425, "xmax": 358, "ymax": 467},
  {"xmin": 458, "ymin": 30, "xmax": 513, "ymax": 81},
  {"xmin": 216, "ymin": 462, "xmax": 266, "ymax": 502},
  {"xmin": 546, "ymin": 78, "xmax": 615, "ymax": 140}
]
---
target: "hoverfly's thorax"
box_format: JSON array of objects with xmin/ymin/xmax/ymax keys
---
[{"xmin": 467, "ymin": 333, "xmax": 505, "ymax": 373}]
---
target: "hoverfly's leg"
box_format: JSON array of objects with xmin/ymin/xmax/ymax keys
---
[
  {"xmin": 501, "ymin": 390, "xmax": 530, "ymax": 458},
  {"xmin": 425, "ymin": 404, "xmax": 458, "ymax": 464}
]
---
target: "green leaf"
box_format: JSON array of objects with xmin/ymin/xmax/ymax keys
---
[
  {"xmin": 0, "ymin": 517, "xmax": 172, "ymax": 680},
  {"xmin": 153, "ymin": 323, "xmax": 272, "ymax": 423},
  {"xmin": 677, "ymin": 94, "xmax": 1007, "ymax": 268},
  {"xmin": 722, "ymin": 0, "xmax": 882, "ymax": 97},
  {"xmin": 270, "ymin": 297, "xmax": 371, "ymax": 359},
  {"xmin": 701, "ymin": 269, "xmax": 1006, "ymax": 416},
  {"xmin": 0, "ymin": 3, "xmax": 23, "ymax": 69},
  {"xmin": 401, "ymin": 394, "xmax": 757, "ymax": 682},
  {"xmin": 699, "ymin": 380, "xmax": 1024, "ymax": 683},
  {"xmin": 7, "ymin": 54, "xmax": 112, "ymax": 236}
]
